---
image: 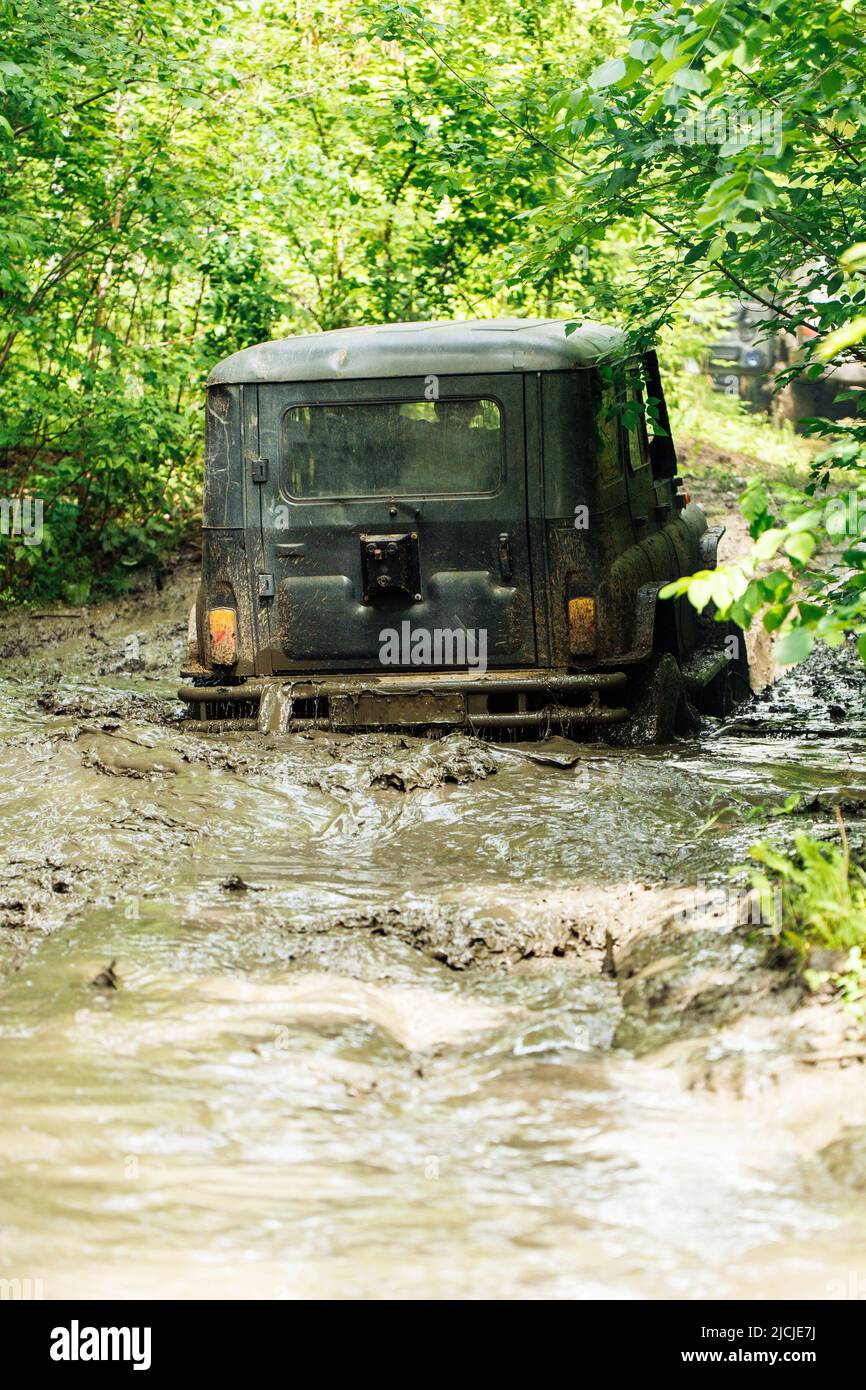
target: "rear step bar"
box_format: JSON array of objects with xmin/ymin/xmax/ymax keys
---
[
  {"xmin": 178, "ymin": 672, "xmax": 628, "ymax": 702},
  {"xmin": 178, "ymin": 670, "xmax": 630, "ymax": 735}
]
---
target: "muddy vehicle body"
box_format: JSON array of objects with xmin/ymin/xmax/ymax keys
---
[
  {"xmin": 706, "ymin": 294, "xmax": 866, "ymax": 428},
  {"xmin": 705, "ymin": 300, "xmax": 779, "ymax": 410},
  {"xmin": 181, "ymin": 318, "xmax": 743, "ymax": 739}
]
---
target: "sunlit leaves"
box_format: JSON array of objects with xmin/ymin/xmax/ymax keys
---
[
  {"xmin": 588, "ymin": 58, "xmax": 628, "ymax": 91},
  {"xmin": 2, "ymin": 0, "xmax": 631, "ymax": 598},
  {"xmin": 662, "ymin": 469, "xmax": 866, "ymax": 666},
  {"xmin": 540, "ymin": 0, "xmax": 866, "ymax": 668},
  {"xmin": 774, "ymin": 625, "xmax": 815, "ymax": 663}
]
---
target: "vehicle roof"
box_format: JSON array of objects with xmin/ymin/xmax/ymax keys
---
[{"xmin": 208, "ymin": 317, "xmax": 629, "ymax": 386}]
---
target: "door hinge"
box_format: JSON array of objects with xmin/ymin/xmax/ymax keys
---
[
  {"xmin": 258, "ymin": 572, "xmax": 275, "ymax": 598},
  {"xmin": 251, "ymin": 457, "xmax": 269, "ymax": 484}
]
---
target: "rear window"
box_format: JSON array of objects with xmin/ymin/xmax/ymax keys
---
[{"xmin": 281, "ymin": 398, "xmax": 502, "ymax": 499}]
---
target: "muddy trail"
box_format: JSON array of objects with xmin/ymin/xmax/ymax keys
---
[{"xmin": 2, "ymin": 549, "xmax": 866, "ymax": 1300}]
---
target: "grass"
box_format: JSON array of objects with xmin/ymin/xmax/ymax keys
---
[
  {"xmin": 750, "ymin": 814, "xmax": 866, "ymax": 1017},
  {"xmin": 670, "ymin": 382, "xmax": 819, "ymax": 483}
]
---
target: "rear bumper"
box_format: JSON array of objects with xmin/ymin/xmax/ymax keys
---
[{"xmin": 177, "ymin": 669, "xmax": 630, "ymax": 735}]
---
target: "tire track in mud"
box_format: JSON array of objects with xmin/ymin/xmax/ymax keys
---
[
  {"xmin": 3, "ymin": 567, "xmax": 866, "ymax": 1295},
  {"xmin": 2, "ymin": 564, "xmax": 866, "ymax": 1073}
]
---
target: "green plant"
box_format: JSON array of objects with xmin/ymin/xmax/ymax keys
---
[
  {"xmin": 661, "ymin": 466, "xmax": 866, "ymax": 664},
  {"xmin": 0, "ymin": 0, "xmax": 628, "ymax": 605},
  {"xmin": 750, "ymin": 813, "xmax": 866, "ymax": 1014}
]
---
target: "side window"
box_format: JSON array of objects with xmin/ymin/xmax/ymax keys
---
[
  {"xmin": 597, "ymin": 387, "xmax": 623, "ymax": 486},
  {"xmin": 623, "ymin": 382, "xmax": 650, "ymax": 472}
]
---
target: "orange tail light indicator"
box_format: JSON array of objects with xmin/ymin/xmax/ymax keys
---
[
  {"xmin": 208, "ymin": 607, "xmax": 238, "ymax": 666},
  {"xmin": 568, "ymin": 596, "xmax": 597, "ymax": 657}
]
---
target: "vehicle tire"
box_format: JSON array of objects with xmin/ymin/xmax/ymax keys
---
[
  {"xmin": 608, "ymin": 654, "xmax": 698, "ymax": 747},
  {"xmin": 697, "ymin": 664, "xmax": 748, "ymax": 717},
  {"xmin": 693, "ymin": 619, "xmax": 752, "ymax": 718},
  {"xmin": 744, "ymin": 375, "xmax": 772, "ymax": 414}
]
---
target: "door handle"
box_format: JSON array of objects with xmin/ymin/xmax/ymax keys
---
[{"xmin": 498, "ymin": 532, "xmax": 513, "ymax": 582}]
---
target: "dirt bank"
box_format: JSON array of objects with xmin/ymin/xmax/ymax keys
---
[{"xmin": 0, "ymin": 557, "xmax": 197, "ymax": 682}]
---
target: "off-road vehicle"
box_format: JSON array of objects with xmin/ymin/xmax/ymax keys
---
[{"xmin": 180, "ymin": 318, "xmax": 746, "ymax": 739}]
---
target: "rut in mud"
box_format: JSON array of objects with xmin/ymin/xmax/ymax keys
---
[{"xmin": 2, "ymin": 556, "xmax": 866, "ymax": 1298}]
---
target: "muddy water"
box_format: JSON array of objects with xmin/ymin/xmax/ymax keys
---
[{"xmin": 2, "ymin": 601, "xmax": 866, "ymax": 1299}]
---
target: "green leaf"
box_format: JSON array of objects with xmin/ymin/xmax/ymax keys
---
[
  {"xmin": 683, "ymin": 239, "xmax": 711, "ymax": 264},
  {"xmin": 674, "ymin": 67, "xmax": 711, "ymax": 94},
  {"xmin": 763, "ymin": 604, "xmax": 791, "ymax": 633},
  {"xmin": 816, "ymin": 317, "xmax": 866, "ymax": 360},
  {"xmin": 686, "ymin": 575, "xmax": 715, "ymax": 612},
  {"xmin": 784, "ymin": 531, "xmax": 817, "ymax": 563},
  {"xmin": 659, "ymin": 577, "xmax": 689, "ymax": 599},
  {"xmin": 754, "ymin": 528, "xmax": 786, "ymax": 561},
  {"xmin": 588, "ymin": 58, "xmax": 627, "ymax": 91},
  {"xmin": 840, "ymin": 243, "xmax": 866, "ymax": 272},
  {"xmin": 775, "ymin": 627, "xmax": 815, "ymax": 664}
]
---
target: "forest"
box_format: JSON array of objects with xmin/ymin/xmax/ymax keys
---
[{"xmin": 2, "ymin": 0, "xmax": 863, "ymax": 648}]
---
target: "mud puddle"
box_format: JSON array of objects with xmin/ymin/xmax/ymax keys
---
[{"xmin": 1, "ymin": 574, "xmax": 866, "ymax": 1298}]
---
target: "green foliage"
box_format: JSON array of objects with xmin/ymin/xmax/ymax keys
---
[
  {"xmin": 0, "ymin": 0, "xmax": 233, "ymax": 596},
  {"xmin": 750, "ymin": 826, "xmax": 866, "ymax": 1014},
  {"xmin": 3, "ymin": 0, "xmax": 865, "ymax": 614},
  {"xmin": 672, "ymin": 382, "xmax": 817, "ymax": 475},
  {"xmin": 545, "ymin": 0, "xmax": 866, "ymax": 356},
  {"xmin": 549, "ymin": 0, "xmax": 866, "ymax": 658},
  {"xmin": 372, "ymin": 0, "xmax": 866, "ymax": 662},
  {"xmin": 0, "ymin": 0, "xmax": 630, "ymax": 601},
  {"xmin": 661, "ymin": 466, "xmax": 866, "ymax": 660}
]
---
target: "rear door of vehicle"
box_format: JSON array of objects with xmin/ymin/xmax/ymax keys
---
[{"xmin": 247, "ymin": 374, "xmax": 536, "ymax": 672}]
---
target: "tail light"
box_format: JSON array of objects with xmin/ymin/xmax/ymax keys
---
[
  {"xmin": 208, "ymin": 607, "xmax": 238, "ymax": 666},
  {"xmin": 568, "ymin": 597, "xmax": 597, "ymax": 657}
]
